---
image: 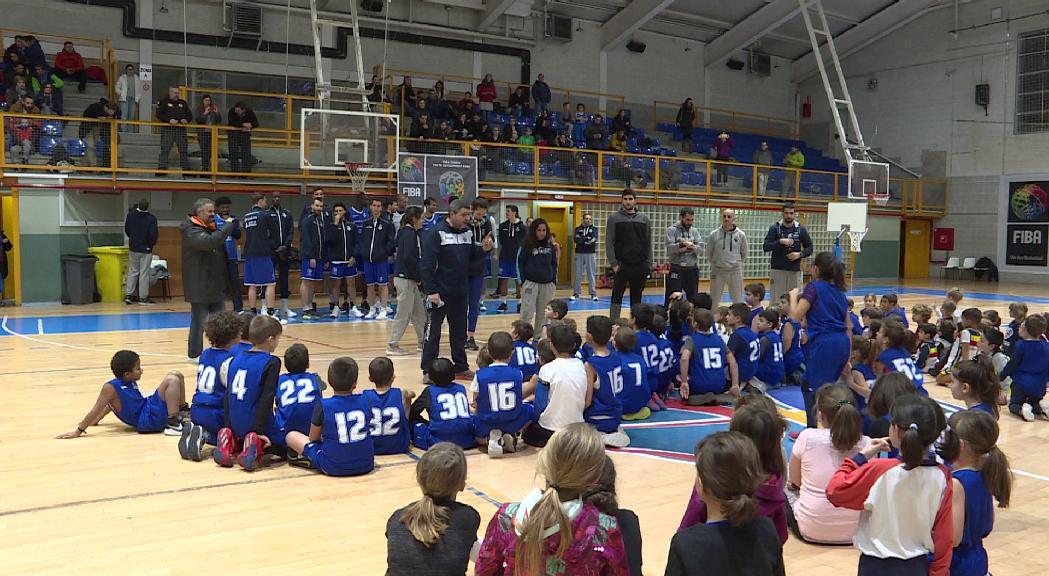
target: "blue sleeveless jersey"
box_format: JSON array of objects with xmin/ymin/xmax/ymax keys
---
[
  {"xmin": 231, "ymin": 342, "xmax": 252, "ymax": 357},
  {"xmin": 756, "ymin": 332, "xmax": 785, "ymax": 386},
  {"xmin": 782, "ymin": 318, "xmax": 805, "ymax": 374},
  {"xmin": 109, "ymin": 377, "xmax": 167, "ymax": 432},
  {"xmin": 575, "ymin": 342, "xmax": 594, "ymax": 362},
  {"xmin": 363, "ymin": 388, "xmax": 410, "ymax": 454},
  {"xmin": 422, "ymin": 213, "xmax": 441, "ymax": 231},
  {"xmin": 804, "ymin": 280, "xmax": 848, "ymax": 340},
  {"xmin": 1009, "ymin": 339, "xmax": 1049, "ymax": 395},
  {"xmin": 318, "ymin": 393, "xmax": 375, "ymax": 474},
  {"xmin": 848, "ymin": 311, "xmax": 864, "ymax": 336},
  {"xmin": 634, "ymin": 330, "xmax": 662, "ymax": 390},
  {"xmin": 227, "ymin": 350, "xmax": 277, "ymax": 438},
  {"xmin": 475, "ymin": 365, "xmax": 527, "ymax": 429},
  {"xmin": 951, "ymin": 469, "xmax": 993, "ymax": 576},
  {"xmin": 656, "ymin": 336, "xmax": 677, "ymax": 394},
  {"xmin": 617, "ymin": 351, "xmax": 650, "ymax": 414},
  {"xmin": 729, "ymin": 326, "xmax": 760, "ymax": 383},
  {"xmin": 688, "ymin": 332, "xmax": 729, "ymax": 395},
  {"xmin": 275, "ymin": 372, "xmax": 322, "ymax": 435},
  {"xmin": 348, "ymin": 206, "xmax": 369, "ymax": 235},
  {"xmin": 509, "ymin": 340, "xmax": 539, "ymax": 381},
  {"xmin": 427, "ymin": 383, "xmax": 475, "ymax": 446},
  {"xmin": 852, "ymin": 363, "xmax": 875, "ymax": 431},
  {"xmin": 878, "ymin": 347, "xmax": 927, "ymax": 395},
  {"xmin": 193, "ymin": 347, "xmax": 232, "ymax": 408},
  {"xmin": 585, "ymin": 353, "xmax": 623, "ymax": 431}
]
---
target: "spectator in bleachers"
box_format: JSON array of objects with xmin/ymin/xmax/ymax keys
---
[
  {"xmin": 19, "ymin": 36, "xmax": 48, "ymax": 71},
  {"xmin": 409, "ymin": 111, "xmax": 433, "ymax": 139},
  {"xmin": 431, "ymin": 83, "xmax": 451, "ymax": 120},
  {"xmin": 194, "ymin": 95, "xmax": 222, "ymax": 173},
  {"xmin": 560, "ymin": 102, "xmax": 573, "ymax": 132},
  {"xmin": 784, "ymin": 146, "xmax": 805, "ymax": 197},
  {"xmin": 611, "ymin": 109, "xmax": 632, "ymax": 137},
  {"xmin": 227, "ymin": 101, "xmax": 258, "ymax": 173},
  {"xmin": 414, "ymin": 96, "xmax": 429, "ymax": 119},
  {"xmin": 536, "ymin": 109, "xmax": 556, "ymax": 144},
  {"xmin": 53, "ymin": 41, "xmax": 87, "ymax": 93},
  {"xmin": 453, "ymin": 112, "xmax": 472, "ymax": 140},
  {"xmin": 397, "ymin": 76, "xmax": 415, "ymax": 115},
  {"xmin": 367, "ymin": 73, "xmax": 384, "ymax": 103},
  {"xmin": 509, "ymin": 85, "xmax": 529, "ymax": 118},
  {"xmin": 675, "ymin": 98, "xmax": 696, "ymax": 153},
  {"xmin": 467, "ymin": 113, "xmax": 486, "ymax": 139},
  {"xmin": 457, "ymin": 91, "xmax": 475, "ymax": 112},
  {"xmin": 532, "ymin": 73, "xmax": 551, "ymax": 113},
  {"xmin": 434, "ymin": 119, "xmax": 454, "ymax": 141},
  {"xmin": 3, "ymin": 38, "xmax": 20, "ymax": 71},
  {"xmin": 8, "ymin": 97, "xmax": 39, "ymax": 164},
  {"xmin": 753, "ymin": 141, "xmax": 773, "ymax": 196},
  {"xmin": 575, "ymin": 103, "xmax": 588, "ymax": 124},
  {"xmin": 573, "ymin": 153, "xmax": 596, "ymax": 190},
  {"xmin": 517, "ymin": 126, "xmax": 536, "ymax": 146},
  {"xmin": 609, "ymin": 129, "xmax": 628, "ymax": 153},
  {"xmin": 80, "ymin": 98, "xmax": 116, "ymax": 168},
  {"xmin": 115, "ymin": 64, "xmax": 141, "ymax": 131},
  {"xmin": 554, "ymin": 132, "xmax": 572, "ymax": 149},
  {"xmin": 34, "ymin": 83, "xmax": 62, "ymax": 115},
  {"xmin": 476, "ymin": 74, "xmax": 498, "ymax": 113},
  {"xmin": 6, "ymin": 76, "xmax": 32, "ymax": 105},
  {"xmin": 156, "ymin": 86, "xmax": 193, "ymax": 173},
  {"xmin": 712, "ymin": 131, "xmax": 734, "ymax": 187},
  {"xmin": 30, "ymin": 64, "xmax": 64, "ymax": 115},
  {"xmin": 6, "ymin": 64, "xmax": 29, "ymax": 92},
  {"xmin": 585, "ymin": 114, "xmax": 608, "ymax": 150}
]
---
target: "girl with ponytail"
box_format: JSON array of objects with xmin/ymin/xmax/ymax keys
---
[
  {"xmin": 827, "ymin": 395, "xmax": 953, "ymax": 575},
  {"xmin": 475, "ymin": 423, "xmax": 628, "ymax": 575},
  {"xmin": 666, "ymin": 431, "xmax": 785, "ymax": 576},
  {"xmin": 787, "ymin": 384, "xmax": 870, "ymax": 544},
  {"xmin": 386, "ymin": 443, "xmax": 480, "ymax": 576},
  {"xmin": 939, "ymin": 410, "xmax": 1012, "ymax": 576},
  {"xmin": 949, "ymin": 355, "xmax": 1001, "ymax": 418}
]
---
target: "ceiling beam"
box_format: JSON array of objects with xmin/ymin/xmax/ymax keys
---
[
  {"xmin": 703, "ymin": 0, "xmax": 802, "ymax": 66},
  {"xmin": 791, "ymin": 0, "xmax": 940, "ymax": 82},
  {"xmin": 600, "ymin": 0, "xmax": 676, "ymax": 51},
  {"xmin": 478, "ymin": 0, "xmax": 518, "ymax": 31}
]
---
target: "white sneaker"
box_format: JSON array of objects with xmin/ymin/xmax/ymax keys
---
[
  {"xmin": 1022, "ymin": 403, "xmax": 1035, "ymax": 422},
  {"xmin": 591, "ymin": 295, "xmax": 600, "ymax": 302},
  {"xmin": 164, "ymin": 423, "xmax": 184, "ymax": 436},
  {"xmin": 479, "ymin": 302, "xmax": 487, "ymax": 312},
  {"xmin": 330, "ymin": 307, "xmax": 340, "ymax": 319},
  {"xmin": 377, "ymin": 308, "xmax": 389, "ymax": 320},
  {"xmin": 602, "ymin": 428, "xmax": 631, "ymax": 448},
  {"xmin": 501, "ymin": 432, "xmax": 517, "ymax": 453},
  {"xmin": 488, "ymin": 429, "xmax": 503, "ymax": 458},
  {"xmin": 285, "ymin": 308, "xmax": 298, "ymax": 318},
  {"xmin": 261, "ymin": 306, "xmax": 269, "ymax": 316},
  {"xmin": 385, "ymin": 305, "xmax": 394, "ymax": 315},
  {"xmin": 364, "ymin": 307, "xmax": 378, "ymax": 320},
  {"xmin": 569, "ymin": 294, "xmax": 578, "ymax": 302},
  {"xmin": 349, "ymin": 306, "xmax": 364, "ymax": 318},
  {"xmin": 1039, "ymin": 399, "xmax": 1049, "ymax": 416},
  {"xmin": 277, "ymin": 316, "xmax": 288, "ymax": 325}
]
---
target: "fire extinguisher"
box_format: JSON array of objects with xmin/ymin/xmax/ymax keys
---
[{"xmin": 802, "ymin": 96, "xmax": 812, "ymax": 118}]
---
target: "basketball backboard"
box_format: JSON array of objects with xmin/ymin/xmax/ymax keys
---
[
  {"xmin": 300, "ymin": 108, "xmax": 400, "ymax": 173},
  {"xmin": 848, "ymin": 159, "xmax": 890, "ymax": 201},
  {"xmin": 827, "ymin": 201, "xmax": 867, "ymax": 233}
]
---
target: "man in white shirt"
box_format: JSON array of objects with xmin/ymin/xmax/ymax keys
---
[{"xmin": 115, "ymin": 64, "xmax": 142, "ymax": 132}]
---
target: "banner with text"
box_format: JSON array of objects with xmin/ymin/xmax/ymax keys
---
[
  {"xmin": 1005, "ymin": 181, "xmax": 1049, "ymax": 267},
  {"xmin": 397, "ymin": 153, "xmax": 478, "ymax": 212}
]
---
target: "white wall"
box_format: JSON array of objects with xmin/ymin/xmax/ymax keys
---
[{"xmin": 708, "ymin": 51, "xmax": 797, "ymax": 120}]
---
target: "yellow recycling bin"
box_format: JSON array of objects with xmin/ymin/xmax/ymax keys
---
[{"xmin": 88, "ymin": 246, "xmax": 129, "ymax": 303}]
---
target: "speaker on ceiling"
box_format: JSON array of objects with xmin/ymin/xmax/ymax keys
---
[
  {"xmin": 726, "ymin": 58, "xmax": 745, "ymax": 71},
  {"xmin": 626, "ymin": 40, "xmax": 646, "ymax": 53},
  {"xmin": 361, "ymin": 0, "xmax": 384, "ymax": 12}
]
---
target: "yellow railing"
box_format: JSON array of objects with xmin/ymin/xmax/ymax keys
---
[
  {"xmin": 0, "ymin": 111, "xmax": 945, "ymax": 216},
  {"xmin": 652, "ymin": 100, "xmax": 800, "ymax": 140},
  {"xmin": 0, "ymin": 29, "xmax": 114, "ymax": 103}
]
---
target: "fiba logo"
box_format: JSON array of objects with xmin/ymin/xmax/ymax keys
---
[
  {"xmin": 401, "ymin": 186, "xmax": 422, "ymax": 198},
  {"xmin": 1012, "ymin": 229, "xmax": 1043, "ymax": 244}
]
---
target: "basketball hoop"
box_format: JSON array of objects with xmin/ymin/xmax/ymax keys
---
[
  {"xmin": 840, "ymin": 224, "xmax": 868, "ymax": 253},
  {"xmin": 870, "ymin": 192, "xmax": 890, "ymax": 207},
  {"xmin": 344, "ymin": 162, "xmax": 370, "ymax": 193}
]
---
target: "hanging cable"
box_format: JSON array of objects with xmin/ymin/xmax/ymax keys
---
[
  {"xmin": 182, "ymin": 0, "xmax": 189, "ymax": 82},
  {"xmin": 284, "ymin": 0, "xmax": 292, "ymax": 94},
  {"xmin": 380, "ymin": 0, "xmax": 391, "ymax": 103}
]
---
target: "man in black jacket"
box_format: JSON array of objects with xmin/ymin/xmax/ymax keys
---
[
  {"xmin": 80, "ymin": 98, "xmax": 116, "ymax": 168},
  {"xmin": 605, "ymin": 189, "xmax": 651, "ymax": 319},
  {"xmin": 156, "ymin": 86, "xmax": 192, "ymax": 173},
  {"xmin": 359, "ymin": 198, "xmax": 397, "ymax": 320},
  {"xmin": 299, "ymin": 197, "xmax": 328, "ymax": 320},
  {"xmin": 123, "ymin": 198, "xmax": 158, "ymax": 305},
  {"xmin": 571, "ymin": 213, "xmax": 598, "ymax": 302},
  {"xmin": 761, "ymin": 203, "xmax": 812, "ymax": 299},
  {"xmin": 182, "ymin": 198, "xmax": 235, "ymax": 358},
  {"xmin": 466, "ymin": 198, "xmax": 496, "ymax": 350},
  {"xmin": 421, "ymin": 199, "xmax": 493, "ymax": 378},
  {"xmin": 268, "ymin": 192, "xmax": 295, "ymax": 318},
  {"xmin": 227, "ymin": 101, "xmax": 258, "ymax": 173}
]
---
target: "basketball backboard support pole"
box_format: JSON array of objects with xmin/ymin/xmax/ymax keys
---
[{"xmin": 308, "ymin": 0, "xmax": 371, "ymax": 112}]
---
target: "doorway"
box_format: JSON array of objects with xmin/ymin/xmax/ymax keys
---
[{"xmin": 901, "ymin": 219, "xmax": 931, "ymax": 279}]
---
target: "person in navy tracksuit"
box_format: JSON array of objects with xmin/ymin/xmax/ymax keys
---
[
  {"xmin": 268, "ymin": 193, "xmax": 295, "ymax": 318},
  {"xmin": 359, "ymin": 198, "xmax": 396, "ymax": 320}
]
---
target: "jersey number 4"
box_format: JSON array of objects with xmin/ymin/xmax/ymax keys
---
[{"xmin": 230, "ymin": 369, "xmax": 248, "ymax": 401}]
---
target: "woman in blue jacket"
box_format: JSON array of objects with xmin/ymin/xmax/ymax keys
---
[{"xmin": 517, "ymin": 218, "xmax": 558, "ymax": 329}]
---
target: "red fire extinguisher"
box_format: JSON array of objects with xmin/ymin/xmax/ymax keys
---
[{"xmin": 802, "ymin": 96, "xmax": 812, "ymax": 119}]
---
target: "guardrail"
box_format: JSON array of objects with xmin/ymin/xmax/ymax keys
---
[
  {"xmin": 0, "ymin": 112, "xmax": 945, "ymax": 216},
  {"xmin": 652, "ymin": 100, "xmax": 800, "ymax": 141}
]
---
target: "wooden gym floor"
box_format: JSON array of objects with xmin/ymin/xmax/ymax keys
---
[{"xmin": 2, "ymin": 279, "xmax": 1048, "ymax": 575}]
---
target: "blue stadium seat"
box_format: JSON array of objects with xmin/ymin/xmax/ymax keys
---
[
  {"xmin": 38, "ymin": 136, "xmax": 60, "ymax": 155},
  {"xmin": 64, "ymin": 138, "xmax": 87, "ymax": 157},
  {"xmin": 41, "ymin": 120, "xmax": 64, "ymax": 136}
]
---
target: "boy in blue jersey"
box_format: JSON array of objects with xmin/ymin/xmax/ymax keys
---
[
  {"xmin": 214, "ymin": 315, "xmax": 284, "ymax": 471},
  {"xmin": 582, "ymin": 316, "xmax": 629, "ymax": 447},
  {"xmin": 744, "ymin": 282, "xmax": 765, "ymax": 326},
  {"xmin": 1004, "ymin": 302, "xmax": 1028, "ymax": 355},
  {"xmin": 1000, "ymin": 315, "xmax": 1049, "ymax": 422},
  {"xmin": 651, "ymin": 313, "xmax": 678, "ymax": 399},
  {"xmin": 509, "ymin": 320, "xmax": 539, "ymax": 382},
  {"xmin": 778, "ymin": 293, "xmax": 805, "ymax": 385},
  {"xmin": 275, "ymin": 344, "xmax": 326, "ymax": 449},
  {"xmin": 364, "ymin": 357, "xmax": 414, "ymax": 454},
  {"xmin": 409, "ymin": 358, "xmax": 475, "ymax": 449},
  {"xmin": 680, "ymin": 308, "xmax": 739, "ymax": 404},
  {"xmin": 876, "ymin": 319, "xmax": 927, "ymax": 395},
  {"xmin": 725, "ymin": 302, "xmax": 761, "ymax": 394},
  {"xmin": 753, "ymin": 309, "xmax": 785, "ymax": 390},
  {"xmin": 615, "ymin": 327, "xmax": 652, "ymax": 421},
  {"xmin": 284, "ymin": 356, "xmax": 375, "ymax": 476},
  {"xmin": 629, "ymin": 305, "xmax": 663, "ymax": 411},
  {"xmin": 230, "ymin": 311, "xmax": 254, "ymax": 356},
  {"xmin": 58, "ymin": 350, "xmax": 189, "ymax": 439},
  {"xmin": 241, "ymin": 193, "xmax": 283, "ymax": 322},
  {"xmin": 181, "ymin": 311, "xmax": 242, "ymax": 460},
  {"xmin": 879, "ymin": 293, "xmax": 908, "ymax": 328},
  {"xmin": 471, "ymin": 332, "xmax": 533, "ymax": 457},
  {"xmin": 846, "ymin": 298, "xmax": 864, "ymax": 336}
]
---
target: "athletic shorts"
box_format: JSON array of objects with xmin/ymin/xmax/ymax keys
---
[
  {"xmin": 301, "ymin": 258, "xmax": 325, "ymax": 281},
  {"xmin": 243, "ymin": 256, "xmax": 276, "ymax": 286},
  {"xmin": 329, "ymin": 262, "xmax": 358, "ymax": 279},
  {"xmin": 302, "ymin": 442, "xmax": 373, "ymax": 477},
  {"xmin": 134, "ymin": 390, "xmax": 170, "ymax": 433},
  {"xmin": 485, "ymin": 256, "xmax": 493, "ymax": 278},
  {"xmin": 362, "ymin": 260, "xmax": 389, "ymax": 285},
  {"xmin": 387, "ymin": 260, "xmax": 396, "ymax": 277},
  {"xmin": 473, "ymin": 404, "xmax": 534, "ymax": 438},
  {"xmin": 498, "ymin": 259, "xmax": 518, "ymax": 279}
]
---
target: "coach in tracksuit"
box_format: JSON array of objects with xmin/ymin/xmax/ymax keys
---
[
  {"xmin": 421, "ymin": 199, "xmax": 492, "ymax": 378},
  {"xmin": 359, "ymin": 198, "xmax": 397, "ymax": 320},
  {"xmin": 762, "ymin": 202, "xmax": 812, "ymax": 297},
  {"xmin": 605, "ymin": 189, "xmax": 651, "ymax": 319},
  {"xmin": 572, "ymin": 213, "xmax": 598, "ymax": 301},
  {"xmin": 707, "ymin": 208, "xmax": 748, "ymax": 304},
  {"xmin": 665, "ymin": 207, "xmax": 704, "ymax": 306},
  {"xmin": 298, "ymin": 196, "xmax": 328, "ymax": 320},
  {"xmin": 268, "ymin": 192, "xmax": 295, "ymax": 317}
]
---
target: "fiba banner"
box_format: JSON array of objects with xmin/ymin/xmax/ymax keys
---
[
  {"xmin": 1004, "ymin": 181, "xmax": 1048, "ymax": 267},
  {"xmin": 397, "ymin": 153, "xmax": 478, "ymax": 211}
]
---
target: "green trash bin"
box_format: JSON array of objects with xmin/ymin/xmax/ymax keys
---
[
  {"xmin": 88, "ymin": 246, "xmax": 130, "ymax": 303},
  {"xmin": 62, "ymin": 254, "xmax": 98, "ymax": 305}
]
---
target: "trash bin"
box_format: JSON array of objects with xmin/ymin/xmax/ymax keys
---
[
  {"xmin": 62, "ymin": 254, "xmax": 98, "ymax": 305},
  {"xmin": 88, "ymin": 246, "xmax": 129, "ymax": 303}
]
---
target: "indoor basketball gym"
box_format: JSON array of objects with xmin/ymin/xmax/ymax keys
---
[{"xmin": 3, "ymin": 0, "xmax": 1049, "ymax": 574}]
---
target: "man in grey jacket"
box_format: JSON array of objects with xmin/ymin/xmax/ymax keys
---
[
  {"xmin": 181, "ymin": 198, "xmax": 235, "ymax": 359},
  {"xmin": 706, "ymin": 208, "xmax": 747, "ymax": 304},
  {"xmin": 665, "ymin": 208, "xmax": 704, "ymax": 306}
]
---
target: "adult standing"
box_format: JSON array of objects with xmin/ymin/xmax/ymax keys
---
[
  {"xmin": 789, "ymin": 252, "xmax": 851, "ymax": 428},
  {"xmin": 784, "ymin": 146, "xmax": 805, "ymax": 197},
  {"xmin": 241, "ymin": 193, "xmax": 281, "ymax": 318},
  {"xmin": 268, "ymin": 192, "xmax": 295, "ymax": 318},
  {"xmin": 762, "ymin": 203, "xmax": 813, "ymax": 299},
  {"xmin": 518, "ymin": 218, "xmax": 558, "ymax": 329},
  {"xmin": 605, "ymin": 189, "xmax": 651, "ymax": 320},
  {"xmin": 123, "ymin": 198, "xmax": 158, "ymax": 305},
  {"xmin": 531, "ymin": 73, "xmax": 551, "ymax": 114},
  {"xmin": 476, "ymin": 74, "xmax": 498, "ymax": 114},
  {"xmin": 706, "ymin": 208, "xmax": 747, "ymax": 304},
  {"xmin": 388, "ymin": 206, "xmax": 426, "ymax": 356},
  {"xmin": 495, "ymin": 204, "xmax": 526, "ymax": 312},
  {"xmin": 156, "ymin": 86, "xmax": 192, "ymax": 173},
  {"xmin": 752, "ymin": 141, "xmax": 773, "ymax": 196},
  {"xmin": 227, "ymin": 101, "xmax": 258, "ymax": 173},
  {"xmin": 213, "ymin": 196, "xmax": 242, "ymax": 312},
  {"xmin": 712, "ymin": 131, "xmax": 734, "ymax": 186},
  {"xmin": 115, "ymin": 64, "xmax": 141, "ymax": 132},
  {"xmin": 182, "ymin": 198, "xmax": 235, "ymax": 359},
  {"xmin": 675, "ymin": 98, "xmax": 696, "ymax": 153},
  {"xmin": 80, "ymin": 98, "xmax": 116, "ymax": 168},
  {"xmin": 571, "ymin": 213, "xmax": 598, "ymax": 302},
  {"xmin": 665, "ymin": 208, "xmax": 704, "ymax": 306},
  {"xmin": 194, "ymin": 95, "xmax": 222, "ymax": 173},
  {"xmin": 0, "ymin": 230, "xmax": 11, "ymax": 303},
  {"xmin": 466, "ymin": 198, "xmax": 496, "ymax": 351},
  {"xmin": 421, "ymin": 199, "xmax": 492, "ymax": 379}
]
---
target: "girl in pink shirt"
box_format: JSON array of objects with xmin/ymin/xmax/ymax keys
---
[{"xmin": 788, "ymin": 384, "xmax": 869, "ymax": 544}]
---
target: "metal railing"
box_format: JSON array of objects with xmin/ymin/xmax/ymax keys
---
[
  {"xmin": 652, "ymin": 100, "xmax": 800, "ymax": 140},
  {"xmin": 0, "ymin": 29, "xmax": 115, "ymax": 103}
]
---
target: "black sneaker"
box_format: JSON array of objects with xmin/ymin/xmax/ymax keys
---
[
  {"xmin": 465, "ymin": 337, "xmax": 479, "ymax": 351},
  {"xmin": 340, "ymin": 301, "xmax": 350, "ymax": 311},
  {"xmin": 287, "ymin": 448, "xmax": 314, "ymax": 469},
  {"xmin": 497, "ymin": 302, "xmax": 508, "ymax": 313}
]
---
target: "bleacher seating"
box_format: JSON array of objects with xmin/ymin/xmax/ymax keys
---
[{"xmin": 654, "ymin": 124, "xmax": 845, "ymax": 172}]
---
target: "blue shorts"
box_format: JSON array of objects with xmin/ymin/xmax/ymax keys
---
[
  {"xmin": 301, "ymin": 258, "xmax": 326, "ymax": 281},
  {"xmin": 302, "ymin": 442, "xmax": 374, "ymax": 477},
  {"xmin": 329, "ymin": 262, "xmax": 358, "ymax": 279},
  {"xmin": 387, "ymin": 260, "xmax": 397, "ymax": 277},
  {"xmin": 412, "ymin": 422, "xmax": 475, "ymax": 451},
  {"xmin": 135, "ymin": 390, "xmax": 170, "ymax": 432},
  {"xmin": 189, "ymin": 404, "xmax": 224, "ymax": 439},
  {"xmin": 243, "ymin": 256, "xmax": 275, "ymax": 286},
  {"xmin": 804, "ymin": 332, "xmax": 851, "ymax": 392},
  {"xmin": 473, "ymin": 404, "xmax": 534, "ymax": 438},
  {"xmin": 362, "ymin": 260, "xmax": 389, "ymax": 285},
  {"xmin": 498, "ymin": 259, "xmax": 517, "ymax": 279}
]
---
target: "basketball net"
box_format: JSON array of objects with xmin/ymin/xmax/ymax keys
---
[
  {"xmin": 840, "ymin": 224, "xmax": 868, "ymax": 253},
  {"xmin": 344, "ymin": 162, "xmax": 370, "ymax": 193},
  {"xmin": 871, "ymin": 192, "xmax": 890, "ymax": 207}
]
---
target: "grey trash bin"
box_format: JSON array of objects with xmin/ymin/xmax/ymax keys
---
[{"xmin": 62, "ymin": 254, "xmax": 98, "ymax": 305}]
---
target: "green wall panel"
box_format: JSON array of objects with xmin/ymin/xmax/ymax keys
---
[
  {"xmin": 854, "ymin": 240, "xmax": 900, "ymax": 279},
  {"xmin": 19, "ymin": 233, "xmax": 125, "ymax": 302}
]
